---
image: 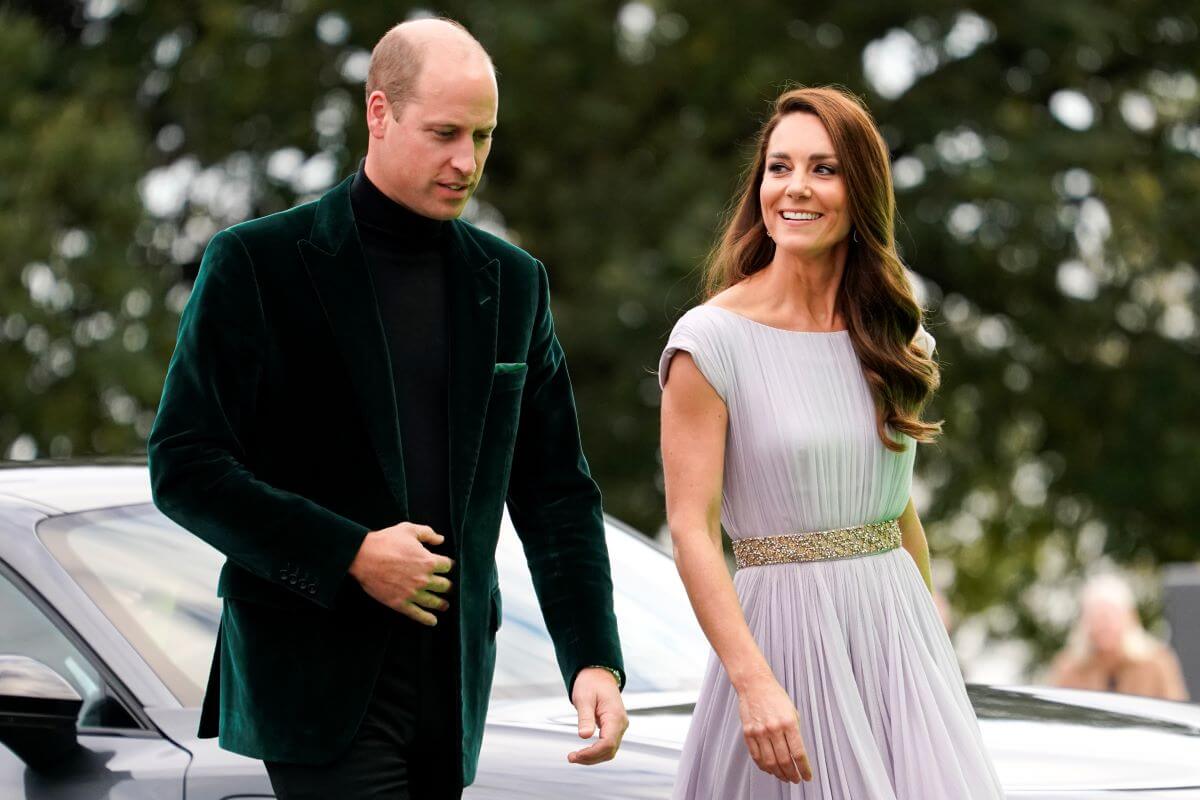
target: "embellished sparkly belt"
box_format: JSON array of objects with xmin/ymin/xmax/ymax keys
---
[{"xmin": 732, "ymin": 519, "xmax": 902, "ymax": 569}]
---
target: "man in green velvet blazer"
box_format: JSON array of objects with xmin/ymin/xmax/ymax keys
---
[{"xmin": 148, "ymin": 18, "xmax": 625, "ymax": 798}]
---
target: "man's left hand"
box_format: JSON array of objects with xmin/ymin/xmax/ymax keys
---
[{"xmin": 567, "ymin": 667, "xmax": 628, "ymax": 765}]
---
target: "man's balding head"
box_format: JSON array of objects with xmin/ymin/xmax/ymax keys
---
[
  {"xmin": 365, "ymin": 18, "xmax": 494, "ymax": 111},
  {"xmin": 362, "ymin": 17, "xmax": 499, "ymax": 220}
]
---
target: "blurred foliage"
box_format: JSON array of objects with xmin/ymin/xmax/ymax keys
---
[{"xmin": 1, "ymin": 0, "xmax": 1197, "ymax": 675}]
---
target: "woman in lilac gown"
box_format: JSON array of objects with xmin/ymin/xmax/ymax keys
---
[{"xmin": 659, "ymin": 86, "xmax": 1004, "ymax": 799}]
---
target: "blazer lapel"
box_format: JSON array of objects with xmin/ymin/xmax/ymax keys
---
[
  {"xmin": 445, "ymin": 222, "xmax": 500, "ymax": 539},
  {"xmin": 298, "ymin": 176, "xmax": 409, "ymax": 516}
]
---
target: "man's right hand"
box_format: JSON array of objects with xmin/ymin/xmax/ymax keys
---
[{"xmin": 348, "ymin": 523, "xmax": 454, "ymax": 626}]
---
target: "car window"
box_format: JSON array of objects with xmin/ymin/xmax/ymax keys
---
[
  {"xmin": 38, "ymin": 505, "xmax": 222, "ymax": 707},
  {"xmin": 0, "ymin": 568, "xmax": 138, "ymax": 729},
  {"xmin": 492, "ymin": 517, "xmax": 708, "ymax": 699},
  {"xmin": 38, "ymin": 504, "xmax": 708, "ymax": 705}
]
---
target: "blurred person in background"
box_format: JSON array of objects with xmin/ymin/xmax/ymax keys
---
[{"xmin": 1048, "ymin": 573, "xmax": 1189, "ymax": 701}]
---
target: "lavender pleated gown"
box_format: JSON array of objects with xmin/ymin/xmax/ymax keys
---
[{"xmin": 659, "ymin": 305, "xmax": 1004, "ymax": 800}]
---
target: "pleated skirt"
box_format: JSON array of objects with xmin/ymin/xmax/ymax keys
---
[{"xmin": 672, "ymin": 547, "xmax": 1005, "ymax": 799}]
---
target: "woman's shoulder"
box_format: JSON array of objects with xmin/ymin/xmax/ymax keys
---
[
  {"xmin": 669, "ymin": 303, "xmax": 735, "ymax": 339},
  {"xmin": 660, "ymin": 304, "xmax": 739, "ymax": 397},
  {"xmin": 1048, "ymin": 646, "xmax": 1085, "ymax": 674},
  {"xmin": 1134, "ymin": 640, "xmax": 1184, "ymax": 671}
]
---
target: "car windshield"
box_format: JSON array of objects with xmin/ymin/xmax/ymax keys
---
[{"xmin": 38, "ymin": 504, "xmax": 708, "ymax": 706}]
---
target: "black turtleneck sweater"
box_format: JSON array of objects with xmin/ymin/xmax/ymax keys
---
[
  {"xmin": 350, "ymin": 167, "xmax": 453, "ymax": 556},
  {"xmin": 349, "ymin": 168, "xmax": 461, "ymax": 786}
]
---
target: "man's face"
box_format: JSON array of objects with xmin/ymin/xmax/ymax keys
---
[{"xmin": 368, "ymin": 55, "xmax": 498, "ymax": 220}]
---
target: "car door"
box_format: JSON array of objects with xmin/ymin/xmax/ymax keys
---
[{"xmin": 0, "ymin": 564, "xmax": 190, "ymax": 799}]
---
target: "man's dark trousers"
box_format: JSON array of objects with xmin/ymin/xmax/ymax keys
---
[{"xmin": 263, "ymin": 619, "xmax": 461, "ymax": 799}]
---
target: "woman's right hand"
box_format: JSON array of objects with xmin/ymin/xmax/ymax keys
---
[{"xmin": 735, "ymin": 672, "xmax": 813, "ymax": 784}]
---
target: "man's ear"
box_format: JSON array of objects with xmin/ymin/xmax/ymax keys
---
[{"xmin": 365, "ymin": 91, "xmax": 390, "ymax": 139}]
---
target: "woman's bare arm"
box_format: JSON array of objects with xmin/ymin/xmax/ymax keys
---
[
  {"xmin": 661, "ymin": 350, "xmax": 811, "ymax": 784},
  {"xmin": 1160, "ymin": 648, "xmax": 1191, "ymax": 701},
  {"xmin": 898, "ymin": 497, "xmax": 933, "ymax": 593},
  {"xmin": 662, "ymin": 352, "xmax": 765, "ymax": 685}
]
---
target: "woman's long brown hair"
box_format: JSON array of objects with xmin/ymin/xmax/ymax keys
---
[{"xmin": 704, "ymin": 86, "xmax": 941, "ymax": 451}]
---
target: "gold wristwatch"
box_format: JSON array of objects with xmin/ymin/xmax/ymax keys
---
[{"xmin": 583, "ymin": 665, "xmax": 623, "ymax": 686}]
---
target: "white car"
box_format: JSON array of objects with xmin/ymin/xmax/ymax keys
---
[{"xmin": 2, "ymin": 464, "xmax": 1200, "ymax": 798}]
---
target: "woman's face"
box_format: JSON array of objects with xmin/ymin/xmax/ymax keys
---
[
  {"xmin": 759, "ymin": 112, "xmax": 852, "ymax": 257},
  {"xmin": 1083, "ymin": 598, "xmax": 1134, "ymax": 657}
]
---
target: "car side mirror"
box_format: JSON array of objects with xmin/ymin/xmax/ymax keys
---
[{"xmin": 0, "ymin": 655, "xmax": 82, "ymax": 769}]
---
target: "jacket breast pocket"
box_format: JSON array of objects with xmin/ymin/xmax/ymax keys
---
[
  {"xmin": 492, "ymin": 362, "xmax": 527, "ymax": 393},
  {"xmin": 488, "ymin": 363, "xmax": 526, "ymax": 444}
]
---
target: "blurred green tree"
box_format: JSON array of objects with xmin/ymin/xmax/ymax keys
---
[{"xmin": 1, "ymin": 0, "xmax": 1196, "ymax": 675}]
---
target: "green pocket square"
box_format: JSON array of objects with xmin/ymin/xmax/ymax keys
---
[{"xmin": 494, "ymin": 362, "xmax": 527, "ymax": 375}]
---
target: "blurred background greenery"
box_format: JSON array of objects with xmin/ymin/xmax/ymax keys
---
[{"xmin": 1, "ymin": 0, "xmax": 1197, "ymax": 681}]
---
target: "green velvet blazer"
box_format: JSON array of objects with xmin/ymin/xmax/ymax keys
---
[{"xmin": 147, "ymin": 175, "xmax": 623, "ymax": 784}]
